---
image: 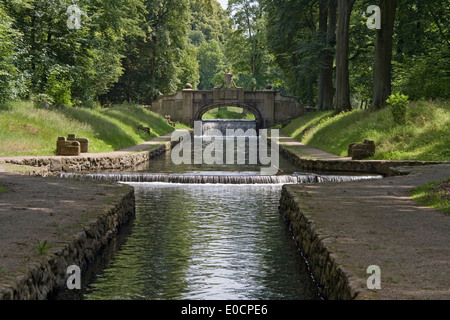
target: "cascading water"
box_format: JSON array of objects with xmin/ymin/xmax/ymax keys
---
[
  {"xmin": 202, "ymin": 119, "xmax": 257, "ymax": 135},
  {"xmin": 60, "ymin": 172, "xmax": 383, "ymax": 184}
]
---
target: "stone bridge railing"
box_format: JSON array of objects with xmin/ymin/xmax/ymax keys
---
[{"xmin": 149, "ymin": 86, "xmax": 305, "ymax": 128}]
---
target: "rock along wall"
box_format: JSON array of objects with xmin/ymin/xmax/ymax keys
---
[{"xmin": 0, "ymin": 189, "xmax": 135, "ymax": 300}]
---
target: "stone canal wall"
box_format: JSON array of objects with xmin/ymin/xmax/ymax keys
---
[
  {"xmin": 279, "ymin": 186, "xmax": 357, "ymax": 299},
  {"xmin": 0, "ymin": 140, "xmax": 176, "ymax": 177},
  {"xmin": 278, "ymin": 142, "xmax": 447, "ymax": 300},
  {"xmin": 279, "ymin": 145, "xmax": 443, "ymax": 176},
  {"xmin": 0, "ymin": 188, "xmax": 135, "ymax": 300}
]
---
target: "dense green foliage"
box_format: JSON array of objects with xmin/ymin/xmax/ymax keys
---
[
  {"xmin": 1, "ymin": 0, "xmax": 447, "ymax": 108},
  {"xmin": 265, "ymin": 0, "xmax": 449, "ymax": 107},
  {"xmin": 0, "ymin": 0, "xmax": 230, "ymax": 106}
]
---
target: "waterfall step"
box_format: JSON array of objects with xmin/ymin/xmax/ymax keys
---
[{"xmin": 60, "ymin": 172, "xmax": 383, "ymax": 184}]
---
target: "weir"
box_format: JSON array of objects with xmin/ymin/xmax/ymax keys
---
[
  {"xmin": 60, "ymin": 172, "xmax": 382, "ymax": 184},
  {"xmin": 202, "ymin": 119, "xmax": 257, "ymax": 135}
]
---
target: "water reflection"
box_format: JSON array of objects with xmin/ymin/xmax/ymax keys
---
[{"xmin": 84, "ymin": 184, "xmax": 321, "ymax": 300}]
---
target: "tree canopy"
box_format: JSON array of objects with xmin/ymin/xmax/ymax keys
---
[{"xmin": 0, "ymin": 0, "xmax": 448, "ymax": 108}]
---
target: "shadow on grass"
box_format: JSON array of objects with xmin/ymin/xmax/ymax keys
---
[
  {"xmin": 60, "ymin": 108, "xmax": 140, "ymax": 151},
  {"xmin": 102, "ymin": 107, "xmax": 173, "ymax": 139},
  {"xmin": 304, "ymin": 111, "xmax": 369, "ymax": 156},
  {"xmin": 282, "ymin": 111, "xmax": 334, "ymax": 141}
]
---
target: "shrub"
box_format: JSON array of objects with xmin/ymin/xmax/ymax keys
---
[
  {"xmin": 386, "ymin": 93, "xmax": 409, "ymax": 126},
  {"xmin": 32, "ymin": 94, "xmax": 54, "ymax": 108},
  {"xmin": 46, "ymin": 72, "xmax": 73, "ymax": 107}
]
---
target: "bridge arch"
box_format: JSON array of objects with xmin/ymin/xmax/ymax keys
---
[
  {"xmin": 149, "ymin": 87, "xmax": 305, "ymax": 128},
  {"xmin": 194, "ymin": 102, "xmax": 263, "ymax": 129}
]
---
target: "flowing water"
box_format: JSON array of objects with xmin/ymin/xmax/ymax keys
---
[
  {"xmin": 202, "ymin": 119, "xmax": 257, "ymax": 135},
  {"xmin": 55, "ymin": 123, "xmax": 381, "ymax": 300},
  {"xmin": 83, "ymin": 183, "xmax": 321, "ymax": 300}
]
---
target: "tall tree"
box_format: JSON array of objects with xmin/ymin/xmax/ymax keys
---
[
  {"xmin": 0, "ymin": 4, "xmax": 24, "ymax": 101},
  {"xmin": 372, "ymin": 0, "xmax": 398, "ymax": 110},
  {"xmin": 334, "ymin": 0, "xmax": 355, "ymax": 113},
  {"xmin": 3, "ymin": 0, "xmax": 139, "ymax": 107},
  {"xmin": 317, "ymin": 0, "xmax": 337, "ymax": 110},
  {"xmin": 105, "ymin": 0, "xmax": 194, "ymax": 104},
  {"xmin": 197, "ymin": 40, "xmax": 226, "ymax": 90},
  {"xmin": 265, "ymin": 0, "xmax": 320, "ymax": 101},
  {"xmin": 227, "ymin": 0, "xmax": 275, "ymax": 90}
]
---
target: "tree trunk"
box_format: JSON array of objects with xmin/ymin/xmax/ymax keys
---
[
  {"xmin": 335, "ymin": 0, "xmax": 355, "ymax": 114},
  {"xmin": 372, "ymin": 0, "xmax": 398, "ymax": 110},
  {"xmin": 317, "ymin": 0, "xmax": 328, "ymax": 110},
  {"xmin": 318, "ymin": 0, "xmax": 337, "ymax": 111},
  {"xmin": 323, "ymin": 0, "xmax": 337, "ymax": 110}
]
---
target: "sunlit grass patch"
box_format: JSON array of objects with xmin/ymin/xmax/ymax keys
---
[
  {"xmin": 0, "ymin": 101, "xmax": 175, "ymax": 156},
  {"xmin": 410, "ymin": 178, "xmax": 450, "ymax": 214},
  {"xmin": 282, "ymin": 101, "xmax": 449, "ymax": 161}
]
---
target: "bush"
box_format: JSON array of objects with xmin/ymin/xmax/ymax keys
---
[
  {"xmin": 46, "ymin": 72, "xmax": 73, "ymax": 107},
  {"xmin": 32, "ymin": 94, "xmax": 54, "ymax": 108},
  {"xmin": 386, "ymin": 93, "xmax": 409, "ymax": 126},
  {"xmin": 393, "ymin": 46, "xmax": 450, "ymax": 101}
]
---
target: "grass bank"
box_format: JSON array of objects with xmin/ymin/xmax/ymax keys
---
[
  {"xmin": 202, "ymin": 107, "xmax": 256, "ymax": 120},
  {"xmin": 410, "ymin": 178, "xmax": 450, "ymax": 214},
  {"xmin": 0, "ymin": 101, "xmax": 177, "ymax": 156},
  {"xmin": 282, "ymin": 100, "xmax": 449, "ymax": 162}
]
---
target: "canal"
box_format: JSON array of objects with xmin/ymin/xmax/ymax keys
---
[{"xmin": 54, "ymin": 126, "xmax": 379, "ymax": 300}]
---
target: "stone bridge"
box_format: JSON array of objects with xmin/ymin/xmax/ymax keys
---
[{"xmin": 149, "ymin": 86, "xmax": 305, "ymax": 128}]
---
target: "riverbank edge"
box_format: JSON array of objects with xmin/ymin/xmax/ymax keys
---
[
  {"xmin": 278, "ymin": 143, "xmax": 444, "ymax": 177},
  {"xmin": 0, "ymin": 135, "xmax": 182, "ymax": 300},
  {"xmin": 276, "ymin": 140, "xmax": 448, "ymax": 300},
  {"xmin": 0, "ymin": 140, "xmax": 177, "ymax": 177},
  {"xmin": 279, "ymin": 186, "xmax": 356, "ymax": 299},
  {"xmin": 0, "ymin": 184, "xmax": 135, "ymax": 300}
]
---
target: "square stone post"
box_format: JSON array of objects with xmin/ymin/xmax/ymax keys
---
[
  {"xmin": 182, "ymin": 89, "xmax": 194, "ymax": 127},
  {"xmin": 263, "ymin": 91, "xmax": 275, "ymax": 128}
]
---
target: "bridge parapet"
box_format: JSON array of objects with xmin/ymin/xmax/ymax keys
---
[{"xmin": 150, "ymin": 86, "xmax": 304, "ymax": 128}]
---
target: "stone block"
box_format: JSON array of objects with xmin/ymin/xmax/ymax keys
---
[
  {"xmin": 56, "ymin": 137, "xmax": 80, "ymax": 156},
  {"xmin": 348, "ymin": 140, "xmax": 376, "ymax": 160},
  {"xmin": 50, "ymin": 158, "xmax": 62, "ymax": 172},
  {"xmin": 67, "ymin": 134, "xmax": 89, "ymax": 153}
]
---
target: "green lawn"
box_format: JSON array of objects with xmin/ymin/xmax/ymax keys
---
[
  {"xmin": 282, "ymin": 100, "xmax": 450, "ymax": 162},
  {"xmin": 410, "ymin": 178, "xmax": 450, "ymax": 214},
  {"xmin": 0, "ymin": 101, "xmax": 177, "ymax": 156},
  {"xmin": 202, "ymin": 107, "xmax": 256, "ymax": 120}
]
